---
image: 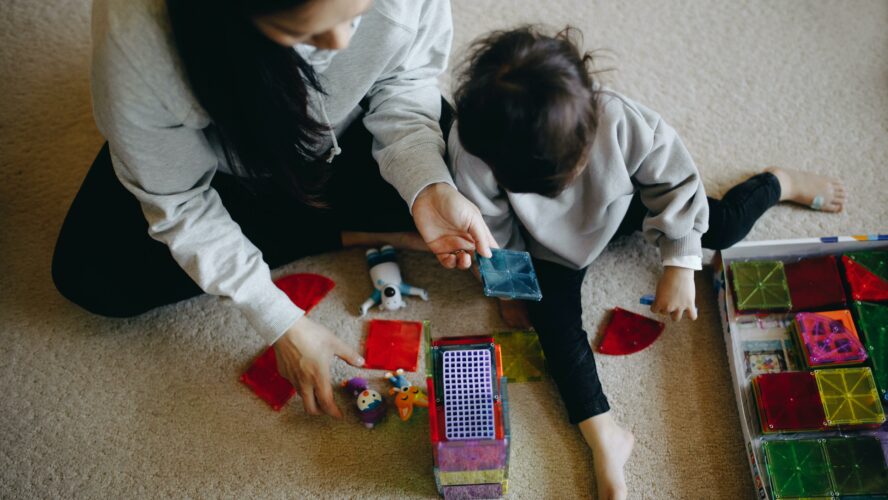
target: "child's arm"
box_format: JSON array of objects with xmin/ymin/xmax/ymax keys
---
[{"xmin": 628, "ymin": 111, "xmax": 709, "ymax": 321}]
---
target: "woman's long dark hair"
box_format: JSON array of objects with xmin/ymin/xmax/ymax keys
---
[{"xmin": 167, "ymin": 0, "xmax": 329, "ymax": 205}]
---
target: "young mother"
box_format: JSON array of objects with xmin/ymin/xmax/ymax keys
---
[{"xmin": 52, "ymin": 0, "xmax": 495, "ymax": 417}]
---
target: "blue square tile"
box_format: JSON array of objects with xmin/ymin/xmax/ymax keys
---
[{"xmin": 477, "ymin": 249, "xmax": 542, "ymax": 301}]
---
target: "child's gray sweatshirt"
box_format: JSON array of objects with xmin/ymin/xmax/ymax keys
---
[
  {"xmin": 449, "ymin": 90, "xmax": 710, "ymax": 271},
  {"xmin": 91, "ymin": 0, "xmax": 453, "ymax": 344}
]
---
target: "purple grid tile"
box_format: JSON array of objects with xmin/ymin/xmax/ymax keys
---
[{"xmin": 443, "ymin": 349, "xmax": 495, "ymax": 440}]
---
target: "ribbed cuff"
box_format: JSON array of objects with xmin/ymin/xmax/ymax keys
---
[
  {"xmin": 383, "ymin": 142, "xmax": 455, "ymax": 213},
  {"xmin": 659, "ymin": 230, "xmax": 703, "ymax": 263},
  {"xmin": 238, "ymin": 279, "xmax": 305, "ymax": 345}
]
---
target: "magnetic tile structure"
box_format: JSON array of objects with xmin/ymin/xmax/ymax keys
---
[
  {"xmin": 429, "ymin": 335, "xmax": 510, "ymax": 499},
  {"xmin": 363, "ymin": 319, "xmax": 424, "ymax": 372},
  {"xmin": 823, "ymin": 437, "xmax": 888, "ymax": 495},
  {"xmin": 443, "ymin": 349, "xmax": 496, "ymax": 440},
  {"xmin": 785, "ymin": 255, "xmax": 846, "ymax": 311},
  {"xmin": 597, "ymin": 308, "xmax": 665, "ymax": 355},
  {"xmin": 854, "ymin": 301, "xmax": 888, "ymax": 399},
  {"xmin": 477, "ymin": 248, "xmax": 543, "ymax": 301},
  {"xmin": 793, "ymin": 311, "xmax": 867, "ymax": 367},
  {"xmin": 843, "ymin": 251, "xmax": 888, "ymax": 302},
  {"xmin": 753, "ymin": 372, "xmax": 828, "ymax": 433},
  {"xmin": 730, "ymin": 260, "xmax": 793, "ymax": 311},
  {"xmin": 763, "ymin": 439, "xmax": 834, "ymax": 498},
  {"xmin": 815, "ymin": 367, "xmax": 886, "ymax": 426},
  {"xmin": 493, "ymin": 331, "xmax": 546, "ymax": 382}
]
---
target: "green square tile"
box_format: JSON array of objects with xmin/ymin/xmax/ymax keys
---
[
  {"xmin": 815, "ymin": 367, "xmax": 886, "ymax": 426},
  {"xmin": 494, "ymin": 331, "xmax": 546, "ymax": 382},
  {"xmin": 763, "ymin": 439, "xmax": 834, "ymax": 498},
  {"xmin": 824, "ymin": 437, "xmax": 888, "ymax": 495},
  {"xmin": 854, "ymin": 301, "xmax": 888, "ymax": 399},
  {"xmin": 731, "ymin": 261, "xmax": 793, "ymax": 311}
]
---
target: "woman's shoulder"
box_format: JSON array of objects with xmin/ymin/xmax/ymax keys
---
[
  {"xmin": 370, "ymin": 0, "xmax": 451, "ymax": 35},
  {"xmin": 92, "ymin": 0, "xmax": 204, "ymax": 126}
]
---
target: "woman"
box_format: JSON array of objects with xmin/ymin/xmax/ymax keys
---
[{"xmin": 52, "ymin": 0, "xmax": 495, "ymax": 418}]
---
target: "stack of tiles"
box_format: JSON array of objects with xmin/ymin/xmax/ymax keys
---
[
  {"xmin": 730, "ymin": 260, "xmax": 793, "ymax": 312},
  {"xmin": 854, "ymin": 301, "xmax": 888, "ymax": 401},
  {"xmin": 752, "ymin": 367, "xmax": 886, "ymax": 433},
  {"xmin": 763, "ymin": 437, "xmax": 888, "ymax": 498},
  {"xmin": 427, "ymin": 336, "xmax": 510, "ymax": 499},
  {"xmin": 791, "ymin": 310, "xmax": 867, "ymax": 368}
]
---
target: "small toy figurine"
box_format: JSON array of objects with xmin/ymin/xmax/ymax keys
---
[
  {"xmin": 384, "ymin": 368, "xmax": 429, "ymax": 421},
  {"xmin": 341, "ymin": 377, "xmax": 386, "ymax": 429},
  {"xmin": 359, "ymin": 245, "xmax": 429, "ymax": 316}
]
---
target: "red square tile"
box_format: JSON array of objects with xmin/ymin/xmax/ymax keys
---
[
  {"xmin": 785, "ymin": 256, "xmax": 846, "ymax": 311},
  {"xmin": 754, "ymin": 371, "xmax": 828, "ymax": 432},
  {"xmin": 363, "ymin": 319, "xmax": 424, "ymax": 371},
  {"xmin": 597, "ymin": 308, "xmax": 665, "ymax": 355}
]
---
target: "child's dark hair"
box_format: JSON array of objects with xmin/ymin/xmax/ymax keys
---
[{"xmin": 454, "ymin": 26, "xmax": 599, "ymax": 197}]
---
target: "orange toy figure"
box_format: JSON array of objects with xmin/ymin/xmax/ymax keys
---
[{"xmin": 385, "ymin": 368, "xmax": 429, "ymax": 421}]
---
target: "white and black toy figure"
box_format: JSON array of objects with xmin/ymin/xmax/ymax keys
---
[{"xmin": 359, "ymin": 245, "xmax": 429, "ymax": 316}]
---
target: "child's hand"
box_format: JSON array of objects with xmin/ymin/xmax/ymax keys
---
[
  {"xmin": 498, "ymin": 298, "xmax": 532, "ymax": 329},
  {"xmin": 651, "ymin": 266, "xmax": 698, "ymax": 321}
]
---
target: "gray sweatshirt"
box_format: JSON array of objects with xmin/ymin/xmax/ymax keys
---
[
  {"xmin": 90, "ymin": 0, "xmax": 454, "ymax": 344},
  {"xmin": 449, "ymin": 89, "xmax": 710, "ymax": 270}
]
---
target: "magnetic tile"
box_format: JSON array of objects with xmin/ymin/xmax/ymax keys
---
[
  {"xmin": 794, "ymin": 311, "xmax": 867, "ymax": 367},
  {"xmin": 240, "ymin": 274, "xmax": 335, "ymax": 410},
  {"xmin": 731, "ymin": 260, "xmax": 793, "ymax": 311},
  {"xmin": 824, "ymin": 437, "xmax": 888, "ymax": 495},
  {"xmin": 493, "ymin": 331, "xmax": 546, "ymax": 382},
  {"xmin": 436, "ymin": 467, "xmax": 506, "ymax": 486},
  {"xmin": 763, "ymin": 439, "xmax": 834, "ymax": 498},
  {"xmin": 442, "ymin": 483, "xmax": 503, "ymax": 500},
  {"xmin": 843, "ymin": 252, "xmax": 888, "ymax": 302},
  {"xmin": 815, "ymin": 367, "xmax": 886, "ymax": 426},
  {"xmin": 785, "ymin": 256, "xmax": 846, "ymax": 311},
  {"xmin": 443, "ymin": 349, "xmax": 496, "ymax": 441},
  {"xmin": 753, "ymin": 372, "xmax": 828, "ymax": 433},
  {"xmin": 434, "ymin": 439, "xmax": 509, "ymax": 472},
  {"xmin": 854, "ymin": 301, "xmax": 888, "ymax": 399},
  {"xmin": 363, "ymin": 319, "xmax": 424, "ymax": 372},
  {"xmin": 477, "ymin": 249, "xmax": 542, "ymax": 301},
  {"xmin": 597, "ymin": 308, "xmax": 665, "ymax": 355}
]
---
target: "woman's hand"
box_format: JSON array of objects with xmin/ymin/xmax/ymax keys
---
[
  {"xmin": 412, "ymin": 183, "xmax": 497, "ymax": 269},
  {"xmin": 651, "ymin": 266, "xmax": 698, "ymax": 321},
  {"xmin": 273, "ymin": 316, "xmax": 365, "ymax": 417}
]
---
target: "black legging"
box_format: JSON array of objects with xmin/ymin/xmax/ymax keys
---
[
  {"xmin": 52, "ymin": 100, "xmax": 453, "ymax": 317},
  {"xmin": 530, "ymin": 173, "xmax": 781, "ymax": 424}
]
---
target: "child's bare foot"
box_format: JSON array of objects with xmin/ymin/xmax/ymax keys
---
[
  {"xmin": 579, "ymin": 412, "xmax": 635, "ymax": 500},
  {"xmin": 498, "ymin": 298, "xmax": 532, "ymax": 329},
  {"xmin": 341, "ymin": 231, "xmax": 429, "ymax": 252},
  {"xmin": 765, "ymin": 166, "xmax": 846, "ymax": 212}
]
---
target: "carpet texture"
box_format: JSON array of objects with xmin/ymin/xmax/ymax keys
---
[{"xmin": 1, "ymin": 0, "xmax": 886, "ymax": 498}]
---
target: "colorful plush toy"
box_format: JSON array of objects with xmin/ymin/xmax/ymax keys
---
[
  {"xmin": 359, "ymin": 245, "xmax": 429, "ymax": 316},
  {"xmin": 341, "ymin": 377, "xmax": 386, "ymax": 429},
  {"xmin": 384, "ymin": 368, "xmax": 429, "ymax": 421}
]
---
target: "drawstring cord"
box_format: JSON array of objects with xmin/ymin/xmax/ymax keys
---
[{"xmin": 318, "ymin": 98, "xmax": 341, "ymax": 163}]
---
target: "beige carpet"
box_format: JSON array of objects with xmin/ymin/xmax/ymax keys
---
[{"xmin": 2, "ymin": 0, "xmax": 886, "ymax": 498}]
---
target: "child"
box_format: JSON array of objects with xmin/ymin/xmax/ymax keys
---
[{"xmin": 448, "ymin": 27, "xmax": 845, "ymax": 499}]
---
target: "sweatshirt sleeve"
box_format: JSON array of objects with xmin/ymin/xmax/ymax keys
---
[
  {"xmin": 630, "ymin": 116, "xmax": 710, "ymax": 263},
  {"xmin": 448, "ymin": 126, "xmax": 525, "ymax": 251},
  {"xmin": 92, "ymin": 35, "xmax": 303, "ymax": 345},
  {"xmin": 362, "ymin": 0, "xmax": 454, "ymax": 212}
]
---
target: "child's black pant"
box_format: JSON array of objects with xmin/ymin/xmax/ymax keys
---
[{"xmin": 530, "ymin": 172, "xmax": 780, "ymax": 424}]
